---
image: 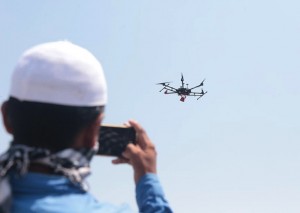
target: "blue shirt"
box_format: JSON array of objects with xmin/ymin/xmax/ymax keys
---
[{"xmin": 10, "ymin": 172, "xmax": 172, "ymax": 213}]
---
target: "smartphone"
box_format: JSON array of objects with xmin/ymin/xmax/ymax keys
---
[{"xmin": 97, "ymin": 124, "xmax": 136, "ymax": 156}]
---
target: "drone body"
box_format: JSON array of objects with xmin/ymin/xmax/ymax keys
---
[{"xmin": 157, "ymin": 74, "xmax": 207, "ymax": 102}]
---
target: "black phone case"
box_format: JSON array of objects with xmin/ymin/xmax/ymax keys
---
[{"xmin": 97, "ymin": 125, "xmax": 136, "ymax": 156}]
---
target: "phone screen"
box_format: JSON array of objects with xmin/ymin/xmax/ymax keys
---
[{"xmin": 97, "ymin": 124, "xmax": 136, "ymax": 156}]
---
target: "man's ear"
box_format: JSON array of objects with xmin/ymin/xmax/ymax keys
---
[
  {"xmin": 1, "ymin": 101, "xmax": 13, "ymax": 134},
  {"xmin": 87, "ymin": 113, "xmax": 104, "ymax": 147}
]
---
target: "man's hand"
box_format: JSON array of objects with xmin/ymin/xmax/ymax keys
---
[{"xmin": 112, "ymin": 120, "xmax": 157, "ymax": 184}]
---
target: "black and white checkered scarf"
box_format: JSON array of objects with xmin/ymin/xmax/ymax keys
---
[{"xmin": 0, "ymin": 143, "xmax": 98, "ymax": 213}]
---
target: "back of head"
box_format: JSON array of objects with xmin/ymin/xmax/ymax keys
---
[
  {"xmin": 6, "ymin": 97, "xmax": 103, "ymax": 152},
  {"xmin": 6, "ymin": 41, "xmax": 107, "ymax": 152}
]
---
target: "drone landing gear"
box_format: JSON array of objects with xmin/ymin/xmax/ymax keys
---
[{"xmin": 180, "ymin": 95, "xmax": 186, "ymax": 102}]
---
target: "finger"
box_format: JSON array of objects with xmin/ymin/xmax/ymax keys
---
[
  {"xmin": 128, "ymin": 120, "xmax": 152, "ymax": 149},
  {"xmin": 122, "ymin": 143, "xmax": 139, "ymax": 159},
  {"xmin": 128, "ymin": 120, "xmax": 143, "ymax": 133},
  {"xmin": 112, "ymin": 158, "xmax": 130, "ymax": 164},
  {"xmin": 123, "ymin": 121, "xmax": 131, "ymax": 127}
]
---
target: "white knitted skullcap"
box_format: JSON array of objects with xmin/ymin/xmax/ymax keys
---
[{"xmin": 9, "ymin": 41, "xmax": 107, "ymax": 106}]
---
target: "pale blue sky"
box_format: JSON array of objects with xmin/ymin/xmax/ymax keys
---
[{"xmin": 1, "ymin": 1, "xmax": 300, "ymax": 212}]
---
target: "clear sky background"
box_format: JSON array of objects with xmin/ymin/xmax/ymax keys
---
[{"xmin": 0, "ymin": 1, "xmax": 300, "ymax": 212}]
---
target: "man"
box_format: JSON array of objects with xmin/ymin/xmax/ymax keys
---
[{"xmin": 0, "ymin": 41, "xmax": 172, "ymax": 213}]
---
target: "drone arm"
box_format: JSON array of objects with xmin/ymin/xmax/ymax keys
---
[
  {"xmin": 163, "ymin": 85, "xmax": 177, "ymax": 92},
  {"xmin": 189, "ymin": 84, "xmax": 201, "ymax": 90},
  {"xmin": 190, "ymin": 79, "xmax": 205, "ymax": 90},
  {"xmin": 188, "ymin": 93, "xmax": 205, "ymax": 100},
  {"xmin": 164, "ymin": 91, "xmax": 177, "ymax": 94},
  {"xmin": 188, "ymin": 91, "xmax": 207, "ymax": 97}
]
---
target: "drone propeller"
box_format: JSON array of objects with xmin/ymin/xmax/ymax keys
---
[
  {"xmin": 199, "ymin": 78, "xmax": 205, "ymax": 87},
  {"xmin": 200, "ymin": 89, "xmax": 207, "ymax": 95},
  {"xmin": 181, "ymin": 73, "xmax": 185, "ymax": 87},
  {"xmin": 156, "ymin": 81, "xmax": 172, "ymax": 85}
]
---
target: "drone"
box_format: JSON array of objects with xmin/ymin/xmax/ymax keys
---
[{"xmin": 157, "ymin": 74, "xmax": 207, "ymax": 102}]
